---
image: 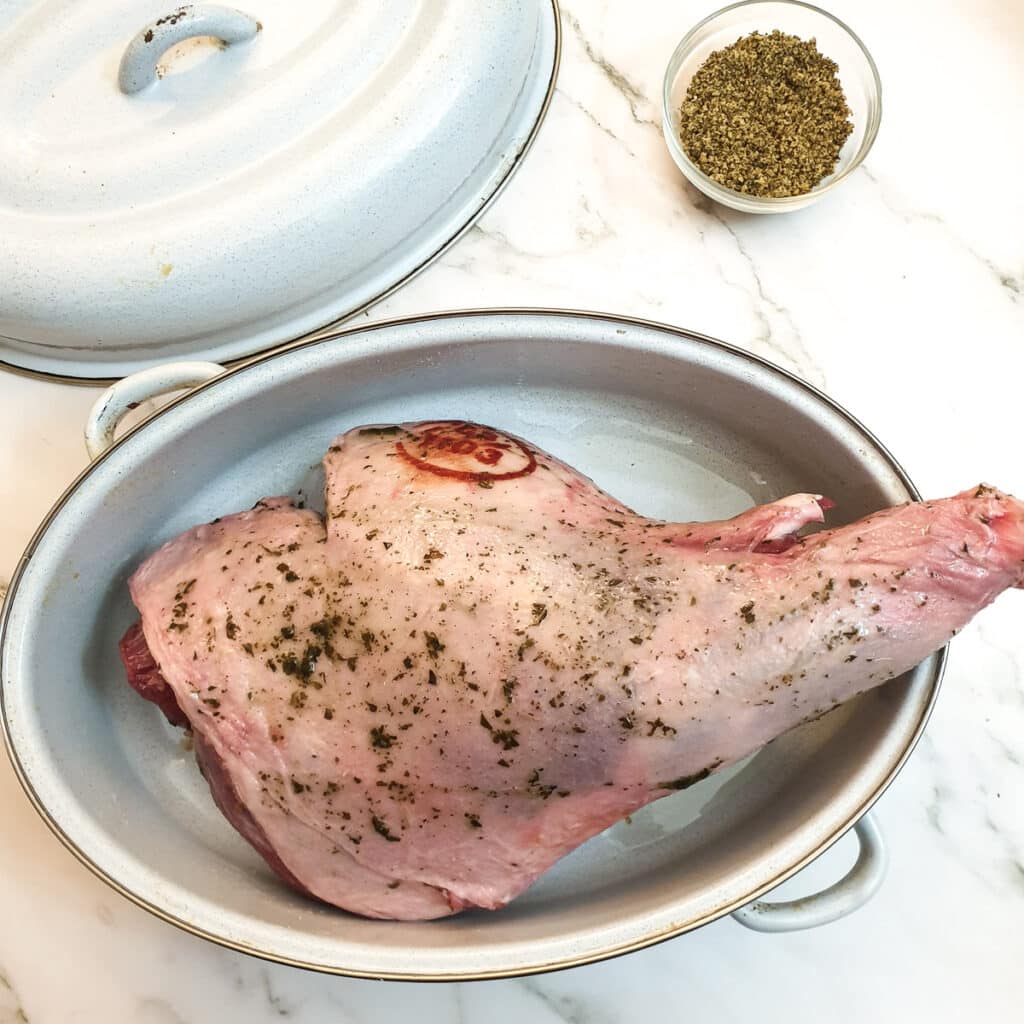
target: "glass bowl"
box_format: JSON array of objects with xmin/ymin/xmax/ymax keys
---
[{"xmin": 662, "ymin": 0, "xmax": 881, "ymax": 213}]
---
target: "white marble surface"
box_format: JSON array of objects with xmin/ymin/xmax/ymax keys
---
[{"xmin": 2, "ymin": 0, "xmax": 1023, "ymax": 1020}]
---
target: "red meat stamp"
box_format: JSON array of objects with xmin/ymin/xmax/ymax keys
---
[{"xmin": 396, "ymin": 421, "xmax": 537, "ymax": 483}]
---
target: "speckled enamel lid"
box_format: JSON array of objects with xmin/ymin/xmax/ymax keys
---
[{"xmin": 0, "ymin": 1, "xmax": 559, "ymax": 381}]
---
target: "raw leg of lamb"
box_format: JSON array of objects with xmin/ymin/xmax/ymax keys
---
[{"xmin": 121, "ymin": 420, "xmax": 1024, "ymax": 920}]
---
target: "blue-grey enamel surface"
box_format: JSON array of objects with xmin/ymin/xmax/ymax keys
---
[{"xmin": 0, "ymin": 2, "xmax": 559, "ymax": 380}]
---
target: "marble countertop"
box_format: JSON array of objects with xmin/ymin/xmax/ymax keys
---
[{"xmin": 2, "ymin": 1, "xmax": 1022, "ymax": 1020}]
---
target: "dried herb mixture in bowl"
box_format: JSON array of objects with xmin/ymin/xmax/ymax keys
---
[
  {"xmin": 662, "ymin": 1, "xmax": 880, "ymax": 214},
  {"xmin": 679, "ymin": 29, "xmax": 853, "ymax": 198}
]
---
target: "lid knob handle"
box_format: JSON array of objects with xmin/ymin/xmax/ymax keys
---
[{"xmin": 117, "ymin": 4, "xmax": 261, "ymax": 95}]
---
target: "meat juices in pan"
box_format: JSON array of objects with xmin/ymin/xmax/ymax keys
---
[{"xmin": 121, "ymin": 422, "xmax": 1024, "ymax": 919}]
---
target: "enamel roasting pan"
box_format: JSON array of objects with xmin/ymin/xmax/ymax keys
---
[{"xmin": 0, "ymin": 310, "xmax": 941, "ymax": 979}]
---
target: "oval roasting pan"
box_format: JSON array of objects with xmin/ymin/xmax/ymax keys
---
[{"xmin": 0, "ymin": 310, "xmax": 942, "ymax": 978}]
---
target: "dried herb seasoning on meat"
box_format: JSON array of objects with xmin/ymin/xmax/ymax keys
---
[
  {"xmin": 120, "ymin": 418, "xmax": 1024, "ymax": 921},
  {"xmin": 679, "ymin": 30, "xmax": 853, "ymax": 198}
]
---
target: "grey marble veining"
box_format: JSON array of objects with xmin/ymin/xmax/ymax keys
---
[
  {"xmin": 0, "ymin": 970, "xmax": 28, "ymax": 1024},
  {"xmin": 560, "ymin": 8, "xmax": 660, "ymax": 129}
]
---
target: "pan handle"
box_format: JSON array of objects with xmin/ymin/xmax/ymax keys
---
[
  {"xmin": 731, "ymin": 814, "xmax": 886, "ymax": 932},
  {"xmin": 84, "ymin": 362, "xmax": 225, "ymax": 460}
]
